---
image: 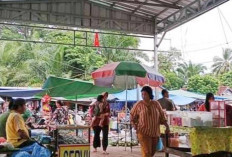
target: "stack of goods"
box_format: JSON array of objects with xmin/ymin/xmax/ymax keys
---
[
  {"xmin": 58, "ymin": 135, "xmax": 88, "ymax": 144},
  {"xmin": 210, "ymin": 101, "xmax": 226, "ymax": 127},
  {"xmin": 109, "ymin": 137, "xmax": 138, "ymax": 147},
  {"xmin": 109, "ymin": 128, "xmax": 138, "ymax": 147},
  {"xmin": 58, "ymin": 130, "xmax": 88, "ymax": 145},
  {"xmin": 166, "ymin": 111, "xmax": 213, "ymax": 127}
]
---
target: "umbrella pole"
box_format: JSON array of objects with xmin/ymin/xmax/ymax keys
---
[
  {"xmin": 125, "ymin": 75, "xmax": 128, "ymax": 151},
  {"xmin": 75, "ymin": 95, "xmax": 78, "ymax": 126},
  {"xmin": 75, "ymin": 103, "xmax": 77, "ymax": 124}
]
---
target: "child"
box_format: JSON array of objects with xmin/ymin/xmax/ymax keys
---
[{"xmin": 98, "ymin": 101, "xmax": 105, "ymax": 127}]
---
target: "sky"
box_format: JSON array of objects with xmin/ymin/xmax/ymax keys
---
[{"xmin": 139, "ymin": 0, "xmax": 232, "ymax": 73}]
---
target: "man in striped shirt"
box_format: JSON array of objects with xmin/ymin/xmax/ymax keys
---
[{"xmin": 131, "ymin": 86, "xmax": 170, "ymax": 157}]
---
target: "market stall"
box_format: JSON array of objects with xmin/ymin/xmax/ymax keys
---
[
  {"xmin": 52, "ymin": 125, "xmax": 91, "ymax": 157},
  {"xmin": 163, "ymin": 100, "xmax": 232, "ymax": 157}
]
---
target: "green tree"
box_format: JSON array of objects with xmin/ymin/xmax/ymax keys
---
[
  {"xmin": 158, "ymin": 47, "xmax": 182, "ymax": 73},
  {"xmin": 0, "ymin": 25, "xmax": 148, "ymax": 85},
  {"xmin": 99, "ymin": 33, "xmax": 149, "ymax": 63},
  {"xmin": 188, "ymin": 75, "xmax": 219, "ymax": 94},
  {"xmin": 212, "ymin": 48, "xmax": 232, "ymax": 75},
  {"xmin": 64, "ymin": 32, "xmax": 149, "ymax": 80},
  {"xmin": 177, "ymin": 61, "xmax": 207, "ymax": 83},
  {"xmin": 163, "ymin": 72, "xmax": 185, "ymax": 90},
  {"xmin": 65, "ymin": 46, "xmax": 104, "ymax": 80},
  {"xmin": 219, "ymin": 71, "xmax": 232, "ymax": 88}
]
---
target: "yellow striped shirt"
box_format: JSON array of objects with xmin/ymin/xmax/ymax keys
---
[{"xmin": 130, "ymin": 100, "xmax": 167, "ymax": 137}]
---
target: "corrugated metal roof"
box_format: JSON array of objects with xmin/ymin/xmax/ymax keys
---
[
  {"xmin": 0, "ymin": 0, "xmax": 228, "ymax": 34},
  {"xmin": 91, "ymin": 0, "xmax": 185, "ymax": 20},
  {"xmin": 89, "ymin": 0, "xmax": 228, "ymax": 33}
]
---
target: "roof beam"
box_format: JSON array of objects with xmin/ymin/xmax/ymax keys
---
[
  {"xmin": 149, "ymin": 0, "xmax": 182, "ymax": 9},
  {"xmin": 91, "ymin": 0, "xmax": 154, "ymax": 18},
  {"xmin": 131, "ymin": 0, "xmax": 149, "ymax": 14},
  {"xmin": 155, "ymin": 0, "xmax": 182, "ymax": 18},
  {"xmin": 0, "ymin": 0, "xmax": 156, "ymax": 35},
  {"xmin": 108, "ymin": 0, "xmax": 181, "ymax": 9},
  {"xmin": 106, "ymin": 1, "xmax": 160, "ymax": 18},
  {"xmin": 157, "ymin": 0, "xmax": 229, "ymax": 33}
]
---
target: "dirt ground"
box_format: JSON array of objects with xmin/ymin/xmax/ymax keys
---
[{"xmin": 91, "ymin": 146, "xmax": 178, "ymax": 157}]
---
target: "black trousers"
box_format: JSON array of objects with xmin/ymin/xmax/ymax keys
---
[
  {"xmin": 93, "ymin": 125, "xmax": 109, "ymax": 151},
  {"xmin": 93, "ymin": 126, "xmax": 101, "ymax": 149},
  {"xmin": 102, "ymin": 125, "xmax": 109, "ymax": 151}
]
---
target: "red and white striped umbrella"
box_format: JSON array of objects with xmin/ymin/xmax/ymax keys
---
[{"xmin": 92, "ymin": 61, "xmax": 165, "ymax": 88}]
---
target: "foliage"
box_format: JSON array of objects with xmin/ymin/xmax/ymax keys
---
[
  {"xmin": 0, "ymin": 25, "xmax": 149, "ymax": 86},
  {"xmin": 212, "ymin": 49, "xmax": 232, "ymax": 75},
  {"xmin": 158, "ymin": 47, "xmax": 182, "ymax": 73},
  {"xmin": 99, "ymin": 33, "xmax": 148, "ymax": 63},
  {"xmin": 219, "ymin": 71, "xmax": 232, "ymax": 88},
  {"xmin": 188, "ymin": 75, "xmax": 219, "ymax": 94},
  {"xmin": 177, "ymin": 61, "xmax": 207, "ymax": 83},
  {"xmin": 163, "ymin": 72, "xmax": 185, "ymax": 90}
]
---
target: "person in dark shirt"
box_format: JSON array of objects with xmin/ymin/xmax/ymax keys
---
[{"xmin": 158, "ymin": 89, "xmax": 177, "ymax": 111}]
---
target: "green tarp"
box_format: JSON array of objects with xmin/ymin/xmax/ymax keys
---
[{"xmin": 37, "ymin": 76, "xmax": 122, "ymax": 100}]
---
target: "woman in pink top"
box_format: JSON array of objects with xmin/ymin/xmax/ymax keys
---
[{"xmin": 198, "ymin": 93, "xmax": 215, "ymax": 111}]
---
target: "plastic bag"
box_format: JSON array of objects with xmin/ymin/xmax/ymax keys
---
[
  {"xmin": 156, "ymin": 137, "xmax": 163, "ymax": 151},
  {"xmin": 13, "ymin": 151, "xmax": 31, "ymax": 157},
  {"xmin": 31, "ymin": 143, "xmax": 51, "ymax": 157},
  {"xmin": 12, "ymin": 143, "xmax": 51, "ymax": 157}
]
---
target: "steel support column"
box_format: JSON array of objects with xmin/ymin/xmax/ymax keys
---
[{"xmin": 154, "ymin": 18, "xmax": 159, "ymax": 100}]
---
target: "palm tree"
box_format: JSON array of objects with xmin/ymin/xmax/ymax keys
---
[
  {"xmin": 177, "ymin": 61, "xmax": 207, "ymax": 83},
  {"xmin": 212, "ymin": 49, "xmax": 232, "ymax": 75},
  {"xmin": 100, "ymin": 33, "xmax": 149, "ymax": 63}
]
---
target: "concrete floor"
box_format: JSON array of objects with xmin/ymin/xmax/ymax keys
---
[{"xmin": 91, "ymin": 146, "xmax": 179, "ymax": 157}]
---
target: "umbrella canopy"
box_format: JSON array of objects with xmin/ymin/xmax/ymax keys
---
[
  {"xmin": 92, "ymin": 61, "xmax": 165, "ymax": 88},
  {"xmin": 36, "ymin": 76, "xmax": 122, "ymax": 100}
]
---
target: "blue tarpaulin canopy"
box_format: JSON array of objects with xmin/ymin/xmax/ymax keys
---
[
  {"xmin": 113, "ymin": 89, "xmax": 228, "ymax": 106},
  {"xmin": 170, "ymin": 95, "xmax": 196, "ymax": 105},
  {"xmin": 112, "ymin": 88, "xmax": 196, "ymax": 106},
  {"xmin": 169, "ymin": 90, "xmax": 227, "ymax": 100},
  {"xmin": 0, "ymin": 89, "xmax": 43, "ymax": 98}
]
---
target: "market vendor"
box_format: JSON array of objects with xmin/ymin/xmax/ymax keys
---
[
  {"xmin": 198, "ymin": 93, "xmax": 214, "ymax": 111},
  {"xmin": 158, "ymin": 89, "xmax": 177, "ymax": 111},
  {"xmin": 6, "ymin": 98, "xmax": 35, "ymax": 148}
]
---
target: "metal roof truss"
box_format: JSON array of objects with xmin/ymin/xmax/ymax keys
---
[{"xmin": 0, "ymin": 0, "xmax": 228, "ymax": 35}]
